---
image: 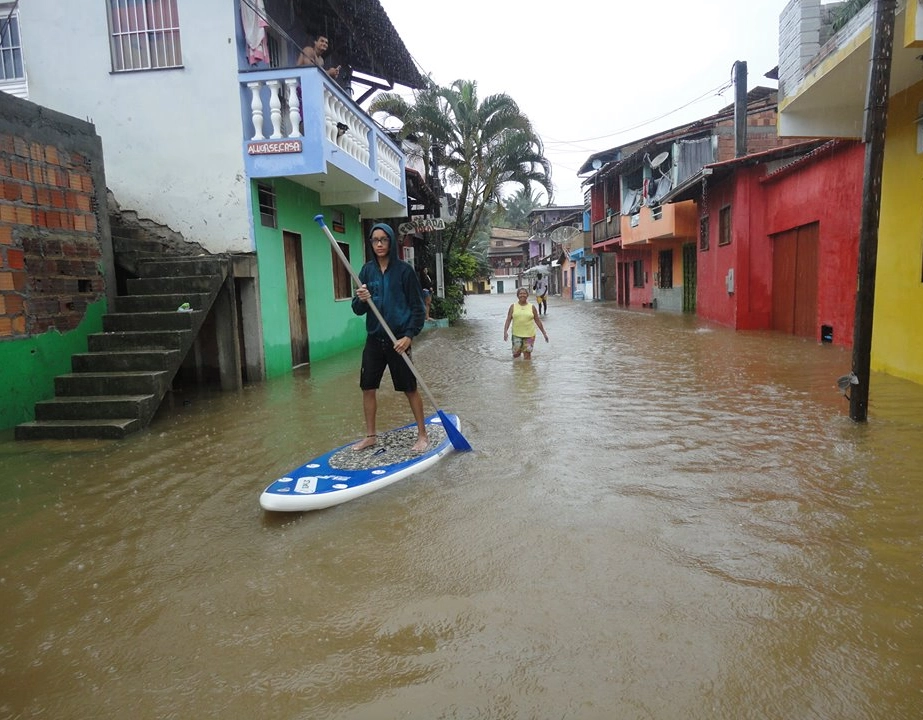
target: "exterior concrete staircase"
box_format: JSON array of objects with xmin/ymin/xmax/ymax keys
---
[{"xmin": 15, "ymin": 202, "xmax": 239, "ymax": 440}]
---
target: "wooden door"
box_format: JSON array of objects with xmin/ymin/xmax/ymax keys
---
[
  {"xmin": 283, "ymin": 232, "xmax": 309, "ymax": 366},
  {"xmin": 772, "ymin": 223, "xmax": 818, "ymax": 339}
]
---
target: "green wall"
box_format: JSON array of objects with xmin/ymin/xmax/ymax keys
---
[
  {"xmin": 0, "ymin": 300, "xmax": 106, "ymax": 429},
  {"xmin": 252, "ymin": 179, "xmax": 368, "ymax": 378}
]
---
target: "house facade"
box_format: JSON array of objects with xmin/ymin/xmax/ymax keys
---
[
  {"xmin": 668, "ymin": 139, "xmax": 865, "ymax": 345},
  {"xmin": 582, "ymin": 87, "xmax": 803, "ymax": 311},
  {"xmin": 487, "ymin": 228, "xmax": 529, "ymax": 294},
  {"xmin": 11, "ymin": 0, "xmax": 424, "ymax": 383},
  {"xmin": 777, "ymin": 0, "xmax": 923, "ymax": 385}
]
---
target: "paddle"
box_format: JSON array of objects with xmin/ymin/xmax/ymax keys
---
[{"xmin": 314, "ymin": 214, "xmax": 472, "ymax": 452}]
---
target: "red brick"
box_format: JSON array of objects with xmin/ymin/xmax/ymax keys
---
[
  {"xmin": 12, "ymin": 137, "xmax": 29, "ymax": 158},
  {"xmin": 36, "ymin": 187, "xmax": 51, "ymax": 206},
  {"xmin": 2, "ymin": 181, "xmax": 20, "ymax": 201},
  {"xmin": 0, "ymin": 204, "xmax": 16, "ymax": 223},
  {"xmin": 0, "ymin": 226, "xmax": 11, "ymax": 245},
  {"xmin": 0, "ymin": 272, "xmax": 12, "ymax": 291},
  {"xmin": 0, "ymin": 294, "xmax": 5, "ymax": 314},
  {"xmin": 4, "ymin": 293, "xmax": 23, "ymax": 313},
  {"xmin": 14, "ymin": 207, "xmax": 32, "ymax": 225},
  {"xmin": 6, "ymin": 248, "xmax": 23, "ymax": 269},
  {"xmin": 11, "ymin": 315, "xmax": 25, "ymax": 334},
  {"xmin": 10, "ymin": 160, "xmax": 28, "ymax": 181},
  {"xmin": 0, "ymin": 134, "xmax": 12, "ymax": 153},
  {"xmin": 11, "ymin": 270, "xmax": 25, "ymax": 291},
  {"xmin": 50, "ymin": 190, "xmax": 65, "ymax": 208},
  {"xmin": 45, "ymin": 146, "xmax": 60, "ymax": 165},
  {"xmin": 0, "ymin": 317, "xmax": 12, "ymax": 336},
  {"xmin": 75, "ymin": 194, "xmax": 91, "ymax": 212}
]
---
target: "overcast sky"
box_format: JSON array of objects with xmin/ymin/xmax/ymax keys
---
[{"xmin": 381, "ymin": 0, "xmax": 792, "ymax": 207}]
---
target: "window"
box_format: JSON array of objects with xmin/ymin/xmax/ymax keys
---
[
  {"xmin": 699, "ymin": 215, "xmax": 709, "ymax": 251},
  {"xmin": 257, "ymin": 183, "xmax": 276, "ymax": 228},
  {"xmin": 0, "ymin": 4, "xmax": 24, "ymax": 81},
  {"xmin": 718, "ymin": 206, "xmax": 731, "ymax": 246},
  {"xmin": 107, "ymin": 0, "xmax": 182, "ymax": 72},
  {"xmin": 658, "ymin": 250, "xmax": 673, "ymax": 289},
  {"xmin": 332, "ymin": 243, "xmax": 352, "ymax": 300},
  {"xmin": 632, "ymin": 259, "xmax": 644, "ymax": 288}
]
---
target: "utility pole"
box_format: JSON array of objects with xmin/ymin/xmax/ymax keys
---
[
  {"xmin": 850, "ymin": 0, "xmax": 896, "ymax": 422},
  {"xmin": 733, "ymin": 60, "xmax": 748, "ymax": 158},
  {"xmin": 430, "ymin": 143, "xmax": 446, "ymax": 299}
]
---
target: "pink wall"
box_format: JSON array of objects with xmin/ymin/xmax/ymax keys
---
[{"xmin": 697, "ymin": 141, "xmax": 863, "ymax": 346}]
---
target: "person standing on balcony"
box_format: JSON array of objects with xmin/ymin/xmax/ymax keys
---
[
  {"xmin": 503, "ymin": 287, "xmax": 548, "ymax": 361},
  {"xmin": 296, "ymin": 35, "xmax": 340, "ymax": 79},
  {"xmin": 532, "ymin": 273, "xmax": 549, "ymax": 315},
  {"xmin": 352, "ymin": 224, "xmax": 429, "ymax": 453}
]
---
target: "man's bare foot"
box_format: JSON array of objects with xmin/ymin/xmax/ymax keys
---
[
  {"xmin": 353, "ymin": 434, "xmax": 377, "ymax": 451},
  {"xmin": 410, "ymin": 435, "xmax": 429, "ymax": 453}
]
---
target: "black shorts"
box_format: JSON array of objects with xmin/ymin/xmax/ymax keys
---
[{"xmin": 359, "ymin": 336, "xmax": 417, "ymax": 392}]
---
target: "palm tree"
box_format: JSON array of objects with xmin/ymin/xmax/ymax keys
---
[
  {"xmin": 370, "ymin": 79, "xmax": 552, "ymax": 257},
  {"xmin": 503, "ymin": 188, "xmax": 544, "ymax": 229}
]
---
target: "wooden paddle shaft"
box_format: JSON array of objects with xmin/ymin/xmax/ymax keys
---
[{"xmin": 317, "ymin": 218, "xmax": 442, "ymax": 411}]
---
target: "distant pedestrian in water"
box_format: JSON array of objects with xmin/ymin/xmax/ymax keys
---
[
  {"xmin": 532, "ymin": 273, "xmax": 549, "ymax": 315},
  {"xmin": 503, "ymin": 287, "xmax": 548, "ymax": 360},
  {"xmin": 420, "ymin": 267, "xmax": 434, "ymax": 321}
]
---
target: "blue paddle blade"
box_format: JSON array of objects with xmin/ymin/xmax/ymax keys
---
[{"xmin": 438, "ymin": 410, "xmax": 472, "ymax": 452}]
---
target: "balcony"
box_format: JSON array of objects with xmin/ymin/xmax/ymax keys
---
[
  {"xmin": 778, "ymin": 0, "xmax": 922, "ymax": 138},
  {"xmin": 592, "ymin": 215, "xmax": 621, "ymax": 246},
  {"xmin": 239, "ymin": 66, "xmax": 406, "ymax": 217},
  {"xmin": 620, "ymin": 200, "xmax": 698, "ymax": 245}
]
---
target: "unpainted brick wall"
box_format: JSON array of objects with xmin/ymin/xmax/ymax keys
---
[{"xmin": 0, "ymin": 94, "xmax": 111, "ymax": 338}]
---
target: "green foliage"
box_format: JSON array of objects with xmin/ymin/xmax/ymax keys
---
[
  {"xmin": 831, "ymin": 0, "xmax": 870, "ymax": 32},
  {"xmin": 431, "ymin": 283, "xmax": 466, "ymax": 323},
  {"xmin": 503, "ymin": 188, "xmax": 544, "ymax": 229}
]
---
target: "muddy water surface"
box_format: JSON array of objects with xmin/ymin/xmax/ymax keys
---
[{"xmin": 2, "ymin": 293, "xmax": 922, "ymax": 719}]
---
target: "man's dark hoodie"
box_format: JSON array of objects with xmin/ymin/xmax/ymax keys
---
[{"xmin": 351, "ymin": 223, "xmax": 425, "ymax": 341}]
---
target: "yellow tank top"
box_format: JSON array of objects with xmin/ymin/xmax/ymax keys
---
[{"xmin": 511, "ymin": 301, "xmax": 536, "ymax": 337}]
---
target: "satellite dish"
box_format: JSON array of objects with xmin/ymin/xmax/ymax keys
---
[
  {"xmin": 591, "ymin": 158, "xmax": 602, "ymax": 170},
  {"xmin": 650, "ymin": 151, "xmax": 669, "ymax": 169}
]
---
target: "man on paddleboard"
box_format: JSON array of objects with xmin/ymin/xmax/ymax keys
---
[{"xmin": 352, "ymin": 223, "xmax": 429, "ymax": 453}]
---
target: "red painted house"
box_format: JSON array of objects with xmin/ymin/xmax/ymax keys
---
[{"xmin": 667, "ymin": 139, "xmax": 864, "ymax": 347}]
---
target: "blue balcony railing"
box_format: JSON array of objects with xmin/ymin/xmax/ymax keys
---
[{"xmin": 238, "ymin": 66, "xmax": 406, "ymax": 216}]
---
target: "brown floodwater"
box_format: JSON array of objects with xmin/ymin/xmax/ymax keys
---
[{"xmin": 1, "ymin": 293, "xmax": 921, "ymax": 720}]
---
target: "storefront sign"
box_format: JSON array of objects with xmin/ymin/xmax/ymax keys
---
[{"xmin": 398, "ymin": 218, "xmax": 446, "ymax": 235}]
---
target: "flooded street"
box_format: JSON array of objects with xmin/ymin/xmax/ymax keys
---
[{"xmin": 2, "ymin": 293, "xmax": 922, "ymax": 720}]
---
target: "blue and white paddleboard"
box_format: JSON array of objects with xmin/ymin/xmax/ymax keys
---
[{"xmin": 259, "ymin": 413, "xmax": 459, "ymax": 512}]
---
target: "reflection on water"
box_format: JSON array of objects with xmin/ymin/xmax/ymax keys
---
[{"xmin": 1, "ymin": 294, "xmax": 922, "ymax": 719}]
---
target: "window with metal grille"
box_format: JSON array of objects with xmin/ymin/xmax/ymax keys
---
[
  {"xmin": 699, "ymin": 215, "xmax": 710, "ymax": 251},
  {"xmin": 257, "ymin": 183, "xmax": 276, "ymax": 228},
  {"xmin": 332, "ymin": 242, "xmax": 352, "ymax": 300},
  {"xmin": 0, "ymin": 4, "xmax": 24, "ymax": 81},
  {"xmin": 658, "ymin": 250, "xmax": 673, "ymax": 289},
  {"xmin": 107, "ymin": 0, "xmax": 183, "ymax": 72},
  {"xmin": 718, "ymin": 206, "xmax": 731, "ymax": 246}
]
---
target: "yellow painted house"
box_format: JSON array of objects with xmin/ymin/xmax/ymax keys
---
[{"xmin": 778, "ymin": 0, "xmax": 923, "ymax": 385}]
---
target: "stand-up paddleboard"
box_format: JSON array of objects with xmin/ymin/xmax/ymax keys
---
[{"xmin": 259, "ymin": 413, "xmax": 459, "ymax": 512}]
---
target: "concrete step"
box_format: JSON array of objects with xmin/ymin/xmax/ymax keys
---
[
  {"xmin": 112, "ymin": 234, "xmax": 167, "ymax": 254},
  {"xmin": 54, "ymin": 371, "xmax": 170, "ymax": 397},
  {"xmin": 88, "ymin": 329, "xmax": 191, "ymax": 351},
  {"xmin": 34, "ymin": 394, "xmax": 158, "ymax": 421},
  {"xmin": 137, "ymin": 257, "xmax": 228, "ymax": 278},
  {"xmin": 114, "ymin": 292, "xmax": 210, "ymax": 313},
  {"xmin": 15, "ymin": 418, "xmax": 142, "ymax": 440},
  {"xmin": 72, "ymin": 349, "xmax": 181, "ymax": 372},
  {"xmin": 103, "ymin": 310, "xmax": 200, "ymax": 332},
  {"xmin": 127, "ymin": 275, "xmax": 221, "ymax": 295}
]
